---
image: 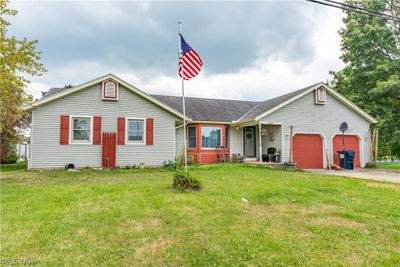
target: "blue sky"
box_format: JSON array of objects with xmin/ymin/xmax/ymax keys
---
[{"xmin": 9, "ymin": 0, "xmax": 344, "ymax": 100}]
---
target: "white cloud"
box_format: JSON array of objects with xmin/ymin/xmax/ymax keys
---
[
  {"xmin": 114, "ymin": 6, "xmax": 345, "ymax": 101},
  {"xmin": 23, "ymin": 2, "xmax": 345, "ymax": 102},
  {"xmin": 26, "ymin": 82, "xmax": 52, "ymax": 100}
]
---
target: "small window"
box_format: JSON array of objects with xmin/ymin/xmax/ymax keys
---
[
  {"xmin": 188, "ymin": 126, "xmax": 197, "ymax": 148},
  {"xmin": 315, "ymin": 87, "xmax": 326, "ymax": 105},
  {"xmin": 201, "ymin": 126, "xmax": 221, "ymax": 148},
  {"xmin": 127, "ymin": 119, "xmax": 144, "ymax": 143},
  {"xmin": 71, "ymin": 116, "xmax": 92, "ymax": 143},
  {"xmin": 102, "ymin": 80, "xmax": 118, "ymax": 100},
  {"xmin": 225, "ymin": 126, "xmax": 229, "ymax": 148}
]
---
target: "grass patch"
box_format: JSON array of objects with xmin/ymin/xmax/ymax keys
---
[
  {"xmin": 377, "ymin": 163, "xmax": 400, "ymax": 170},
  {"xmin": 1, "ymin": 164, "xmax": 399, "ymax": 265},
  {"xmin": 0, "ymin": 161, "xmax": 27, "ymax": 172}
]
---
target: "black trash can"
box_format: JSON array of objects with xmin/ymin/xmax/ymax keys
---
[
  {"xmin": 337, "ymin": 151, "xmax": 346, "ymax": 169},
  {"xmin": 337, "ymin": 150, "xmax": 355, "ymax": 170},
  {"xmin": 345, "ymin": 150, "xmax": 355, "ymax": 170}
]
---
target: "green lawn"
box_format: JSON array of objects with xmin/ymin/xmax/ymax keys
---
[
  {"xmin": 1, "ymin": 164, "xmax": 399, "ymax": 266},
  {"xmin": 377, "ymin": 163, "xmax": 400, "ymax": 170},
  {"xmin": 0, "ymin": 161, "xmax": 27, "ymax": 172}
]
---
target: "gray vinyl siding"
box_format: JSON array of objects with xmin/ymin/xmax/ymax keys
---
[
  {"xmin": 30, "ymin": 84, "xmax": 179, "ymax": 169},
  {"xmin": 259, "ymin": 91, "xmax": 371, "ymax": 167},
  {"xmin": 229, "ymin": 126, "xmax": 242, "ymax": 156},
  {"xmin": 261, "ymin": 125, "xmax": 282, "ymax": 154},
  {"xmin": 175, "ymin": 127, "xmax": 184, "ymax": 158}
]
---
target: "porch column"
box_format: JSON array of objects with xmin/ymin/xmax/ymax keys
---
[{"xmin": 259, "ymin": 122, "xmax": 262, "ymax": 163}]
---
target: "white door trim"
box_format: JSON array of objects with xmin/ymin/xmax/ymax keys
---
[{"xmin": 331, "ymin": 133, "xmax": 363, "ymax": 167}]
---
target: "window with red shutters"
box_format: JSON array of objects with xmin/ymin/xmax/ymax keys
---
[
  {"xmin": 60, "ymin": 115, "xmax": 69, "ymax": 145},
  {"xmin": 117, "ymin": 117, "xmax": 125, "ymax": 145},
  {"xmin": 93, "ymin": 116, "xmax": 102, "ymax": 145},
  {"xmin": 146, "ymin": 118, "xmax": 154, "ymax": 145}
]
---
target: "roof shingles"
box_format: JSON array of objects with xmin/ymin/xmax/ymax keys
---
[
  {"xmin": 151, "ymin": 95, "xmax": 258, "ymax": 122},
  {"xmin": 39, "ymin": 81, "xmax": 322, "ymax": 122}
]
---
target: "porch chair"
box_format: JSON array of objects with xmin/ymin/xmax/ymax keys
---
[
  {"xmin": 267, "ymin": 147, "xmax": 278, "ymax": 162},
  {"xmin": 217, "ymin": 146, "xmax": 229, "ymax": 163},
  {"xmin": 232, "ymin": 153, "xmax": 244, "ymax": 163}
]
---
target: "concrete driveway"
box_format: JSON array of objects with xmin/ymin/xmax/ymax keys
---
[{"xmin": 305, "ymin": 168, "xmax": 400, "ymax": 184}]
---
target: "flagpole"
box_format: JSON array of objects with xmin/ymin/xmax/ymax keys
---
[{"xmin": 178, "ymin": 21, "xmax": 188, "ymax": 172}]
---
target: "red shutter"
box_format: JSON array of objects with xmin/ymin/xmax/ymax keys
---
[
  {"xmin": 60, "ymin": 115, "xmax": 69, "ymax": 145},
  {"xmin": 117, "ymin": 117, "xmax": 125, "ymax": 145},
  {"xmin": 146, "ymin": 118, "xmax": 154, "ymax": 145},
  {"xmin": 93, "ymin": 116, "xmax": 102, "ymax": 145}
]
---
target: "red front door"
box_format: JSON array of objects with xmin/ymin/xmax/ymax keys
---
[
  {"xmin": 293, "ymin": 134, "xmax": 323, "ymax": 169},
  {"xmin": 102, "ymin": 132, "xmax": 116, "ymax": 169},
  {"xmin": 333, "ymin": 135, "xmax": 360, "ymax": 168}
]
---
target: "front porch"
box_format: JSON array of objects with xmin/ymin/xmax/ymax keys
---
[{"xmin": 239, "ymin": 123, "xmax": 283, "ymax": 163}]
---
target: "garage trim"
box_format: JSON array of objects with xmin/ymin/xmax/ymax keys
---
[
  {"xmin": 331, "ymin": 133, "xmax": 363, "ymax": 168},
  {"xmin": 292, "ymin": 132, "xmax": 327, "ymax": 169}
]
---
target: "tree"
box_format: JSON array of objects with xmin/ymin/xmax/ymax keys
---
[
  {"xmin": 0, "ymin": 0, "xmax": 46, "ymax": 163},
  {"xmin": 331, "ymin": 0, "xmax": 400, "ymax": 158}
]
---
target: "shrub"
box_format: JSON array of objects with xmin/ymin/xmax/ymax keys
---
[
  {"xmin": 2, "ymin": 151, "xmax": 18, "ymax": 164},
  {"xmin": 173, "ymin": 170, "xmax": 202, "ymax": 191},
  {"xmin": 366, "ymin": 162, "xmax": 377, "ymax": 168},
  {"xmin": 163, "ymin": 160, "xmax": 176, "ymax": 170},
  {"xmin": 187, "ymin": 155, "xmax": 195, "ymax": 165},
  {"xmin": 278, "ymin": 162, "xmax": 297, "ymax": 171},
  {"xmin": 176, "ymin": 148, "xmax": 185, "ymax": 170}
]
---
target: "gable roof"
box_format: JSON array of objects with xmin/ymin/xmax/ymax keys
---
[
  {"xmin": 237, "ymin": 83, "xmax": 319, "ymax": 122},
  {"xmin": 250, "ymin": 83, "xmax": 377, "ymax": 123},
  {"xmin": 29, "ymin": 74, "xmax": 377, "ymax": 124},
  {"xmin": 154, "ymin": 83, "xmax": 376, "ymax": 124},
  {"xmin": 151, "ymin": 95, "xmax": 258, "ymax": 122},
  {"xmin": 25, "ymin": 74, "xmax": 187, "ymax": 120},
  {"xmin": 41, "ymin": 87, "xmax": 70, "ymax": 99}
]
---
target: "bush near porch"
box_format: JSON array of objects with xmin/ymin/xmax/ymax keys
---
[{"xmin": 1, "ymin": 164, "xmax": 399, "ymax": 266}]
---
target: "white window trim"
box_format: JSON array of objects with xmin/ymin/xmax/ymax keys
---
[
  {"xmin": 201, "ymin": 126, "xmax": 223, "ymax": 150},
  {"xmin": 315, "ymin": 87, "xmax": 327, "ymax": 105},
  {"xmin": 102, "ymin": 80, "xmax": 119, "ymax": 101},
  {"xmin": 69, "ymin": 115, "xmax": 93, "ymax": 145},
  {"xmin": 125, "ymin": 117, "xmax": 146, "ymax": 145}
]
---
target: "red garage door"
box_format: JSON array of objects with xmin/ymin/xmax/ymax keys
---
[
  {"xmin": 333, "ymin": 135, "xmax": 360, "ymax": 168},
  {"xmin": 293, "ymin": 134, "xmax": 323, "ymax": 169}
]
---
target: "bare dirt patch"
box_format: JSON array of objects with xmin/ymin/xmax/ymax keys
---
[
  {"xmin": 298, "ymin": 205, "xmax": 337, "ymax": 215},
  {"xmin": 245, "ymin": 204, "xmax": 337, "ymax": 218},
  {"xmin": 367, "ymin": 183, "xmax": 400, "ymax": 191},
  {"xmin": 245, "ymin": 204, "xmax": 292, "ymax": 217},
  {"xmin": 131, "ymin": 236, "xmax": 176, "ymax": 265},
  {"xmin": 76, "ymin": 227, "xmax": 88, "ymax": 236},
  {"xmin": 119, "ymin": 218, "xmax": 163, "ymax": 232},
  {"xmin": 309, "ymin": 216, "xmax": 366, "ymax": 229}
]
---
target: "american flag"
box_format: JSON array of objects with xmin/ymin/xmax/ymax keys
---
[{"xmin": 179, "ymin": 34, "xmax": 203, "ymax": 80}]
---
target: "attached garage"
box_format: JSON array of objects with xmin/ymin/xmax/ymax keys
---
[
  {"xmin": 293, "ymin": 134, "xmax": 323, "ymax": 169},
  {"xmin": 333, "ymin": 135, "xmax": 360, "ymax": 168}
]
